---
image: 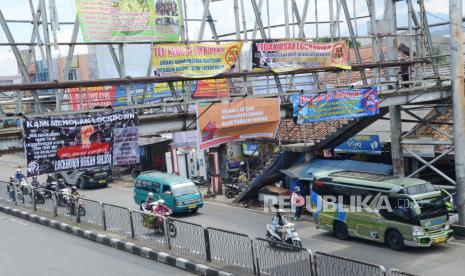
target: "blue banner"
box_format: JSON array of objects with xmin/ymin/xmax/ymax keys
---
[
  {"xmin": 243, "ymin": 143, "xmax": 260, "ymax": 156},
  {"xmin": 292, "ymin": 86, "xmax": 379, "ymax": 123},
  {"xmin": 335, "ymin": 135, "xmax": 382, "ymax": 154}
]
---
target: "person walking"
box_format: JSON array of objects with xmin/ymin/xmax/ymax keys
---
[{"xmin": 291, "ymin": 186, "xmax": 303, "ymax": 221}]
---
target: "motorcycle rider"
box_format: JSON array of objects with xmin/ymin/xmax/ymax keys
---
[
  {"xmin": 31, "ymin": 176, "xmax": 40, "ymax": 187},
  {"xmin": 15, "ymin": 169, "xmax": 25, "ymax": 182},
  {"xmin": 144, "ymin": 192, "xmax": 156, "ymax": 211},
  {"xmin": 69, "ymin": 186, "xmax": 80, "ymax": 214},
  {"xmin": 271, "ymin": 211, "xmax": 288, "ymax": 242},
  {"xmin": 7, "ymin": 176, "xmax": 16, "ymax": 199},
  {"xmin": 153, "ymin": 199, "xmax": 172, "ymax": 231}
]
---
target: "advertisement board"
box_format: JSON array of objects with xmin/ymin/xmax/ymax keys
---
[
  {"xmin": 197, "ymin": 98, "xmax": 280, "ymax": 150},
  {"xmin": 24, "ymin": 110, "xmax": 139, "ymax": 176},
  {"xmin": 172, "ymin": 130, "xmax": 198, "ymax": 149},
  {"xmin": 252, "ymin": 40, "xmax": 351, "ymax": 73},
  {"xmin": 152, "ymin": 42, "xmax": 243, "ymax": 77},
  {"xmin": 335, "ymin": 135, "xmax": 382, "ymax": 154},
  {"xmin": 402, "ymin": 136, "xmax": 435, "ymax": 158},
  {"xmin": 292, "ymin": 86, "xmax": 380, "ymax": 123},
  {"xmin": 75, "ymin": 0, "xmax": 182, "ymax": 42}
]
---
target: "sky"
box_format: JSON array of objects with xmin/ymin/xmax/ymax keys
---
[{"xmin": 0, "ymin": 0, "xmax": 462, "ymax": 77}]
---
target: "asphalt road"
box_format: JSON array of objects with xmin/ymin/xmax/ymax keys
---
[
  {"xmin": 2, "ymin": 154, "xmax": 465, "ymax": 275},
  {"xmin": 0, "ymin": 212, "xmax": 192, "ymax": 276}
]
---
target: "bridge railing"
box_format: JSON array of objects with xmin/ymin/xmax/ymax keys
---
[{"xmin": 0, "ymin": 181, "xmax": 418, "ymax": 276}]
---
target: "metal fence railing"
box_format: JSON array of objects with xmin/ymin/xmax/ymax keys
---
[
  {"xmin": 0, "ymin": 181, "xmax": 422, "ymax": 276},
  {"xmin": 102, "ymin": 203, "xmax": 133, "ymax": 236},
  {"xmin": 79, "ymin": 198, "xmax": 104, "ymax": 229},
  {"xmin": 168, "ymin": 218, "xmax": 207, "ymax": 262},
  {"xmin": 389, "ymin": 269, "xmax": 417, "ymax": 276},
  {"xmin": 314, "ymin": 251, "xmax": 386, "ymax": 276},
  {"xmin": 253, "ymin": 238, "xmax": 314, "ymax": 276},
  {"xmin": 130, "ymin": 210, "xmax": 167, "ymax": 249},
  {"xmin": 207, "ymin": 227, "xmax": 255, "ymax": 274}
]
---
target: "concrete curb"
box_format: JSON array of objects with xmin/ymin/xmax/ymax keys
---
[{"xmin": 0, "ymin": 204, "xmax": 234, "ymax": 276}]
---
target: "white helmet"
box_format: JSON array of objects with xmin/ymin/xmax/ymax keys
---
[
  {"xmin": 158, "ymin": 199, "xmax": 165, "ymax": 205},
  {"xmin": 16, "ymin": 169, "xmax": 21, "ymax": 172},
  {"xmin": 148, "ymin": 192, "xmax": 154, "ymax": 198}
]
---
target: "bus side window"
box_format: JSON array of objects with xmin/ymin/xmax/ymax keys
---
[
  {"xmin": 142, "ymin": 180, "xmax": 151, "ymax": 191},
  {"xmin": 380, "ymin": 197, "xmax": 415, "ymax": 224},
  {"xmin": 135, "ymin": 179, "xmax": 143, "ymax": 188},
  {"xmin": 162, "ymin": 185, "xmax": 172, "ymax": 195}
]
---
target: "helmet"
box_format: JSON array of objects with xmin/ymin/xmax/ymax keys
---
[
  {"xmin": 71, "ymin": 186, "xmax": 77, "ymax": 192},
  {"xmin": 294, "ymin": 186, "xmax": 300, "ymax": 192},
  {"xmin": 148, "ymin": 192, "xmax": 154, "ymax": 198},
  {"xmin": 32, "ymin": 176, "xmax": 38, "ymax": 180},
  {"xmin": 10, "ymin": 176, "xmax": 15, "ymax": 181},
  {"xmin": 158, "ymin": 199, "xmax": 165, "ymax": 205},
  {"xmin": 276, "ymin": 211, "xmax": 282, "ymax": 218},
  {"xmin": 16, "ymin": 169, "xmax": 21, "ymax": 172}
]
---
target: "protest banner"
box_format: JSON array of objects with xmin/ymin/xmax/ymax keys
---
[
  {"xmin": 192, "ymin": 79, "xmax": 229, "ymax": 98},
  {"xmin": 75, "ymin": 0, "xmax": 181, "ymax": 42},
  {"xmin": 152, "ymin": 42, "xmax": 243, "ymax": 77},
  {"xmin": 68, "ymin": 86, "xmax": 116, "ymax": 110},
  {"xmin": 252, "ymin": 40, "xmax": 351, "ymax": 73},
  {"xmin": 292, "ymin": 86, "xmax": 379, "ymax": 123},
  {"xmin": 197, "ymin": 98, "xmax": 280, "ymax": 150},
  {"xmin": 23, "ymin": 110, "xmax": 139, "ymax": 176}
]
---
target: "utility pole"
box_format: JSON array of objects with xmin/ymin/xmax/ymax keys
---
[{"xmin": 450, "ymin": 0, "xmax": 465, "ymax": 229}]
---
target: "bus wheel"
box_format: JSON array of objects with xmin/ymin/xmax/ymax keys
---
[
  {"xmin": 334, "ymin": 221, "xmax": 349, "ymax": 240},
  {"xmin": 386, "ymin": 230, "xmax": 405, "ymax": 251}
]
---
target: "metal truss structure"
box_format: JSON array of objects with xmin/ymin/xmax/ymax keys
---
[{"xmin": 0, "ymin": 0, "xmax": 464, "ymax": 224}]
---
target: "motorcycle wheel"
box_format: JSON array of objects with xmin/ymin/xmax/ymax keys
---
[
  {"xmin": 79, "ymin": 207, "xmax": 86, "ymax": 217},
  {"xmin": 168, "ymin": 222, "xmax": 177, "ymax": 238},
  {"xmin": 225, "ymin": 189, "xmax": 236, "ymax": 199}
]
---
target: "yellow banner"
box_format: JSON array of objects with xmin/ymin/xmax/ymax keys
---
[
  {"xmin": 252, "ymin": 40, "xmax": 351, "ymax": 73},
  {"xmin": 152, "ymin": 42, "xmax": 243, "ymax": 78}
]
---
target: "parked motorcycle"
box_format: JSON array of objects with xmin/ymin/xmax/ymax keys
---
[
  {"xmin": 191, "ymin": 176, "xmax": 207, "ymax": 187},
  {"xmin": 224, "ymin": 183, "xmax": 240, "ymax": 198},
  {"xmin": 265, "ymin": 222, "xmax": 302, "ymax": 248}
]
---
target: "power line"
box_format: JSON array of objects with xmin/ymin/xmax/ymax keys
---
[{"xmin": 425, "ymin": 11, "xmax": 465, "ymax": 30}]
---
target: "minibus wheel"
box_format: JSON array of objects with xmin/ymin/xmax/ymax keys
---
[{"xmin": 334, "ymin": 221, "xmax": 349, "ymax": 240}]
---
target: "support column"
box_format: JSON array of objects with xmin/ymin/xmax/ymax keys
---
[
  {"xmin": 390, "ymin": 105, "xmax": 404, "ymax": 177},
  {"xmin": 450, "ymin": 0, "xmax": 465, "ymax": 228}
]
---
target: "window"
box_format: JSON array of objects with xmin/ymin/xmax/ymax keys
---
[
  {"xmin": 402, "ymin": 183, "xmax": 436, "ymax": 196},
  {"xmin": 162, "ymin": 184, "xmax": 172, "ymax": 194},
  {"xmin": 379, "ymin": 196, "xmax": 418, "ymax": 225},
  {"xmin": 135, "ymin": 179, "xmax": 143, "ymax": 188},
  {"xmin": 171, "ymin": 183, "xmax": 198, "ymax": 196}
]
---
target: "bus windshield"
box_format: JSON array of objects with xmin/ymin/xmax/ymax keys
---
[{"xmin": 402, "ymin": 183, "xmax": 436, "ymax": 195}]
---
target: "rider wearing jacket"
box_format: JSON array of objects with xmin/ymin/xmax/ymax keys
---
[
  {"xmin": 15, "ymin": 169, "xmax": 25, "ymax": 182},
  {"xmin": 272, "ymin": 212, "xmax": 288, "ymax": 242},
  {"xmin": 154, "ymin": 199, "xmax": 171, "ymax": 215}
]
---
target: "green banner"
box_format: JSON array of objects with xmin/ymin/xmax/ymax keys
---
[{"xmin": 75, "ymin": 0, "xmax": 182, "ymax": 42}]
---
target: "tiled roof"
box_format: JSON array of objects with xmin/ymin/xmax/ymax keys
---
[
  {"xmin": 410, "ymin": 107, "xmax": 453, "ymax": 153},
  {"xmin": 278, "ymin": 118, "xmax": 350, "ymax": 143}
]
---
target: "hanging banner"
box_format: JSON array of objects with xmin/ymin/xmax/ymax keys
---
[
  {"xmin": 402, "ymin": 136, "xmax": 435, "ymax": 158},
  {"xmin": 152, "ymin": 42, "xmax": 243, "ymax": 77},
  {"xmin": 197, "ymin": 98, "xmax": 280, "ymax": 150},
  {"xmin": 335, "ymin": 135, "xmax": 382, "ymax": 155},
  {"xmin": 23, "ymin": 110, "xmax": 139, "ymax": 176},
  {"xmin": 68, "ymin": 86, "xmax": 116, "ymax": 111},
  {"xmin": 75, "ymin": 0, "xmax": 182, "ymax": 42},
  {"xmin": 192, "ymin": 79, "xmax": 229, "ymax": 98},
  {"xmin": 252, "ymin": 40, "xmax": 351, "ymax": 73},
  {"xmin": 292, "ymin": 87, "xmax": 380, "ymax": 123},
  {"xmin": 172, "ymin": 130, "xmax": 198, "ymax": 149}
]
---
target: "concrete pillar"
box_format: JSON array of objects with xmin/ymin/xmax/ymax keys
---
[{"xmin": 390, "ymin": 106, "xmax": 405, "ymax": 176}]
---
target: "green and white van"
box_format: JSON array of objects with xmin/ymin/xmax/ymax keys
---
[
  {"xmin": 310, "ymin": 171, "xmax": 454, "ymax": 250},
  {"xmin": 133, "ymin": 171, "xmax": 203, "ymax": 214}
]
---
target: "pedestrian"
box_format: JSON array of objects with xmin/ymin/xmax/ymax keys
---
[{"xmin": 291, "ymin": 186, "xmax": 303, "ymax": 221}]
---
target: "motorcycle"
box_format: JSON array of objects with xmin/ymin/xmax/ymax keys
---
[
  {"xmin": 191, "ymin": 176, "xmax": 207, "ymax": 187},
  {"xmin": 66, "ymin": 196, "xmax": 86, "ymax": 217},
  {"xmin": 224, "ymin": 183, "xmax": 240, "ymax": 198},
  {"xmin": 142, "ymin": 205, "xmax": 176, "ymax": 238},
  {"xmin": 32, "ymin": 188, "xmax": 46, "ymax": 204},
  {"xmin": 265, "ymin": 222, "xmax": 303, "ymax": 248},
  {"xmin": 131, "ymin": 164, "xmax": 142, "ymax": 179}
]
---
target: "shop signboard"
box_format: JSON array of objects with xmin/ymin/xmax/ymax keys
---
[
  {"xmin": 292, "ymin": 86, "xmax": 380, "ymax": 123},
  {"xmin": 402, "ymin": 136, "xmax": 435, "ymax": 158},
  {"xmin": 23, "ymin": 109, "xmax": 139, "ymax": 176},
  {"xmin": 335, "ymin": 135, "xmax": 382, "ymax": 155},
  {"xmin": 152, "ymin": 42, "xmax": 243, "ymax": 77},
  {"xmin": 243, "ymin": 143, "xmax": 260, "ymax": 156},
  {"xmin": 75, "ymin": 0, "xmax": 182, "ymax": 42},
  {"xmin": 197, "ymin": 98, "xmax": 280, "ymax": 150},
  {"xmin": 252, "ymin": 40, "xmax": 351, "ymax": 73}
]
